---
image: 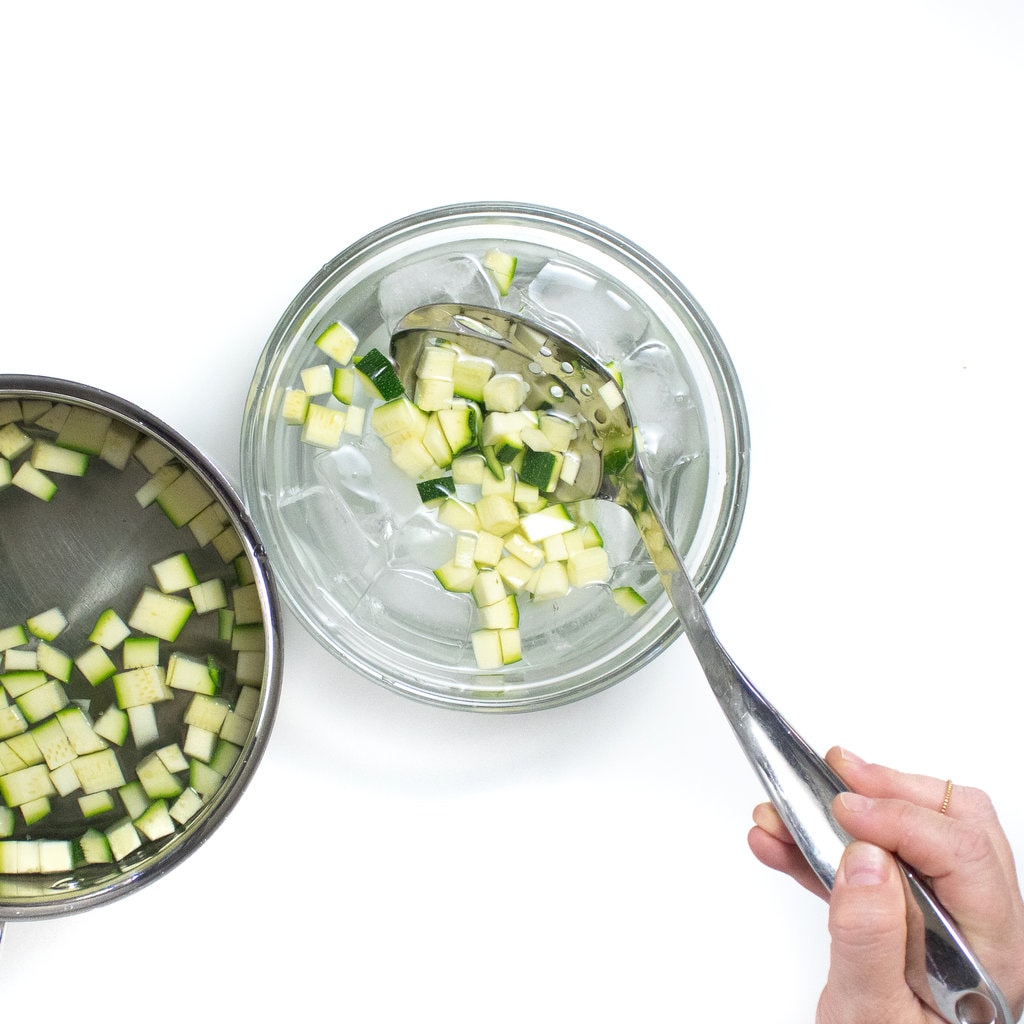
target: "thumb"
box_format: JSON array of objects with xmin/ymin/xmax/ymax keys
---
[{"xmin": 817, "ymin": 842, "xmax": 920, "ymax": 1024}]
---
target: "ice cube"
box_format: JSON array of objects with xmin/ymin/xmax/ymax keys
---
[
  {"xmin": 522, "ymin": 260, "xmax": 649, "ymax": 363},
  {"xmin": 355, "ymin": 565, "xmax": 475, "ymax": 650},
  {"xmin": 389, "ymin": 507, "xmax": 458, "ymax": 571},
  {"xmin": 275, "ymin": 483, "xmax": 387, "ymax": 600},
  {"xmin": 622, "ymin": 339, "xmax": 704, "ymax": 475},
  {"xmin": 377, "ymin": 253, "xmax": 501, "ymax": 332}
]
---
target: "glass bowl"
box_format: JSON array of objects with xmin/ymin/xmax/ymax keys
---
[
  {"xmin": 240, "ymin": 202, "xmax": 749, "ymax": 711},
  {"xmin": 0, "ymin": 376, "xmax": 282, "ymax": 928}
]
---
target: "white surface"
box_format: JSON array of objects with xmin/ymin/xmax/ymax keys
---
[{"xmin": 2, "ymin": 2, "xmax": 1022, "ymax": 1019}]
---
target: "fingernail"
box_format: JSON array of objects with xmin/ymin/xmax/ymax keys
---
[
  {"xmin": 838, "ymin": 790, "xmax": 874, "ymax": 812},
  {"xmin": 837, "ymin": 747, "xmax": 865, "ymax": 765},
  {"xmin": 843, "ymin": 842, "xmax": 889, "ymax": 887}
]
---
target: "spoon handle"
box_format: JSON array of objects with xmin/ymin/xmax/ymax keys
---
[{"xmin": 646, "ymin": 516, "xmax": 1012, "ymax": 1024}]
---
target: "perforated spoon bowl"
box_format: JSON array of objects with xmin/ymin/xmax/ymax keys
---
[{"xmin": 391, "ymin": 303, "xmax": 1012, "ymax": 1024}]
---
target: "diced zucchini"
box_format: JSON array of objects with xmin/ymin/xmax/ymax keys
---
[
  {"xmin": 189, "ymin": 576, "xmax": 228, "ymax": 614},
  {"xmin": 188, "ymin": 501, "xmax": 229, "ymax": 546},
  {"xmin": 127, "ymin": 703, "xmax": 160, "ymax": 747},
  {"xmin": 300, "ymin": 363, "xmax": 333, "ymax": 396},
  {"xmin": 55, "ymin": 407, "xmax": 110, "ymax": 456},
  {"xmin": 0, "ymin": 624, "xmax": 28, "ymax": 651},
  {"xmin": 314, "ymin": 320, "xmax": 358, "ymax": 365},
  {"xmin": 416, "ymin": 475, "xmax": 457, "ymax": 508},
  {"xmin": 106, "ymin": 817, "xmax": 142, "ymax": 861},
  {"xmin": 6, "ymin": 732, "xmax": 41, "ymax": 766},
  {"xmin": 451, "ymin": 451, "xmax": 486, "ymax": 485},
  {"xmin": 437, "ymin": 497, "xmax": 481, "ymax": 533},
  {"xmin": 151, "ymin": 552, "xmax": 198, "ymax": 593},
  {"xmin": 281, "ymin": 388, "xmax": 310, "ymax": 425},
  {"xmin": 155, "ymin": 470, "xmax": 214, "ymax": 528},
  {"xmin": 343, "ymin": 405, "xmax": 366, "ymax": 436},
  {"xmin": 135, "ymin": 463, "xmax": 182, "ymax": 508},
  {"xmin": 134, "ymin": 799, "xmax": 176, "ymax": 841},
  {"xmin": 530, "ymin": 561, "xmax": 571, "ymax": 601},
  {"xmin": 137, "ymin": 752, "xmax": 184, "ymax": 800},
  {"xmin": 519, "ymin": 449, "xmax": 561, "ymax": 492},
  {"xmin": 12, "ymin": 461, "xmax": 57, "ymax": 501},
  {"xmin": 99, "ymin": 419, "xmax": 139, "ymax": 470},
  {"xmin": 73, "ymin": 750, "xmax": 127, "ymax": 794},
  {"xmin": 31, "ymin": 717, "xmax": 75, "ymax": 770},
  {"xmin": 332, "ymin": 367, "xmax": 356, "ymax": 405},
  {"xmin": 79, "ymin": 790, "xmax": 117, "ymax": 819},
  {"xmin": 49, "ymin": 761, "xmax": 81, "ymax": 797},
  {"xmin": 234, "ymin": 649, "xmax": 265, "ymax": 686},
  {"xmin": 231, "ymin": 622, "xmax": 265, "ymax": 653},
  {"xmin": 184, "ymin": 724, "xmax": 218, "ymax": 762},
  {"xmin": 88, "ymin": 607, "xmax": 131, "ymax": 649},
  {"xmin": 155, "ymin": 743, "xmax": 189, "ymax": 774},
  {"xmin": 473, "ymin": 530, "xmax": 504, "ymax": 568},
  {"xmin": 452, "ymin": 354, "xmax": 494, "ymax": 403},
  {"xmin": 188, "ymin": 759, "xmax": 225, "ymax": 799},
  {"xmin": 482, "ymin": 373, "xmax": 530, "ymax": 413},
  {"xmin": 21, "ymin": 796, "xmax": 52, "ymax": 826},
  {"xmin": 16, "ymin": 679, "xmax": 69, "ymax": 723},
  {"xmin": 93, "ymin": 706, "xmax": 130, "ymax": 745},
  {"xmin": 208, "ymin": 739, "xmax": 241, "ymax": 777},
  {"xmin": 478, "ymin": 594, "xmax": 519, "ymax": 630},
  {"xmin": 300, "ymin": 404, "xmax": 346, "ymax": 449},
  {"xmin": 230, "ymin": 583, "xmax": 262, "ymax": 625},
  {"xmin": 122, "ymin": 635, "xmax": 160, "ymax": 668},
  {"xmin": 519, "ymin": 503, "xmax": 576, "ymax": 542},
  {"xmin": 470, "ymin": 629, "xmax": 502, "ymax": 670},
  {"xmin": 503, "ymin": 533, "xmax": 544, "ymax": 568},
  {"xmin": 416, "ymin": 344, "xmax": 458, "ymax": 382},
  {"xmin": 77, "ymin": 825, "xmax": 114, "ymax": 861},
  {"xmin": 30, "ymin": 439, "xmax": 89, "ymax": 476},
  {"xmin": 166, "ymin": 652, "xmax": 218, "ymax": 696},
  {"xmin": 133, "ymin": 435, "xmax": 175, "ymax": 474},
  {"xmin": 26, "ymin": 606, "xmax": 68, "ymax": 642},
  {"xmin": 75, "ymin": 645, "xmax": 117, "ymax": 686},
  {"xmin": 482, "ymin": 248, "xmax": 517, "ymax": 296},
  {"xmin": 0, "ymin": 763, "xmax": 57, "ymax": 806},
  {"xmin": 112, "ymin": 665, "xmax": 173, "ymax": 708},
  {"xmin": 4, "ymin": 648, "xmax": 36, "ymax": 671},
  {"xmin": 567, "ymin": 547, "xmax": 611, "ymax": 587},
  {"xmin": 128, "ymin": 587, "xmax": 194, "ymax": 642},
  {"xmin": 433, "ymin": 560, "xmax": 477, "ymax": 593},
  {"xmin": 355, "ymin": 347, "xmax": 405, "ymax": 401},
  {"xmin": 0, "ymin": 422, "xmax": 33, "ymax": 459},
  {"xmin": 211, "ymin": 525, "xmax": 244, "ymax": 564},
  {"xmin": 118, "ymin": 780, "xmax": 150, "ymax": 819},
  {"xmin": 56, "ymin": 706, "xmax": 108, "ymax": 755},
  {"xmin": 372, "ymin": 396, "xmax": 428, "ymax": 442},
  {"xmin": 219, "ymin": 710, "xmax": 252, "ymax": 745},
  {"xmin": 474, "ymin": 495, "xmax": 520, "ymax": 536},
  {"xmin": 36, "ymin": 642, "xmax": 73, "ymax": 683},
  {"xmin": 612, "ymin": 586, "xmax": 647, "ymax": 615},
  {"xmin": 169, "ymin": 787, "xmax": 204, "ymax": 825},
  {"xmin": 1, "ymin": 669, "xmax": 48, "ymax": 699}
]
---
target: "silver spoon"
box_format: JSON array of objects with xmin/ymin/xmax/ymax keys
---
[{"xmin": 391, "ymin": 303, "xmax": 1012, "ymax": 1024}]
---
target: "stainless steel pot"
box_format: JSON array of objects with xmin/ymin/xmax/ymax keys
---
[{"xmin": 0, "ymin": 375, "xmax": 282, "ymax": 946}]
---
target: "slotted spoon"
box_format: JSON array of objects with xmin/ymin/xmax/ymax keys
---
[{"xmin": 391, "ymin": 303, "xmax": 1011, "ymax": 1024}]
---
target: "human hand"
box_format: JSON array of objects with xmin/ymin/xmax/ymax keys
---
[{"xmin": 748, "ymin": 746, "xmax": 1024, "ymax": 1024}]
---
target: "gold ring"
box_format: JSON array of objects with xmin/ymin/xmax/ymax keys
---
[{"xmin": 940, "ymin": 779, "xmax": 954, "ymax": 815}]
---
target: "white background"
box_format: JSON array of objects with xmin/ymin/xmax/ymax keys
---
[{"xmin": 2, "ymin": 2, "xmax": 1022, "ymax": 1020}]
